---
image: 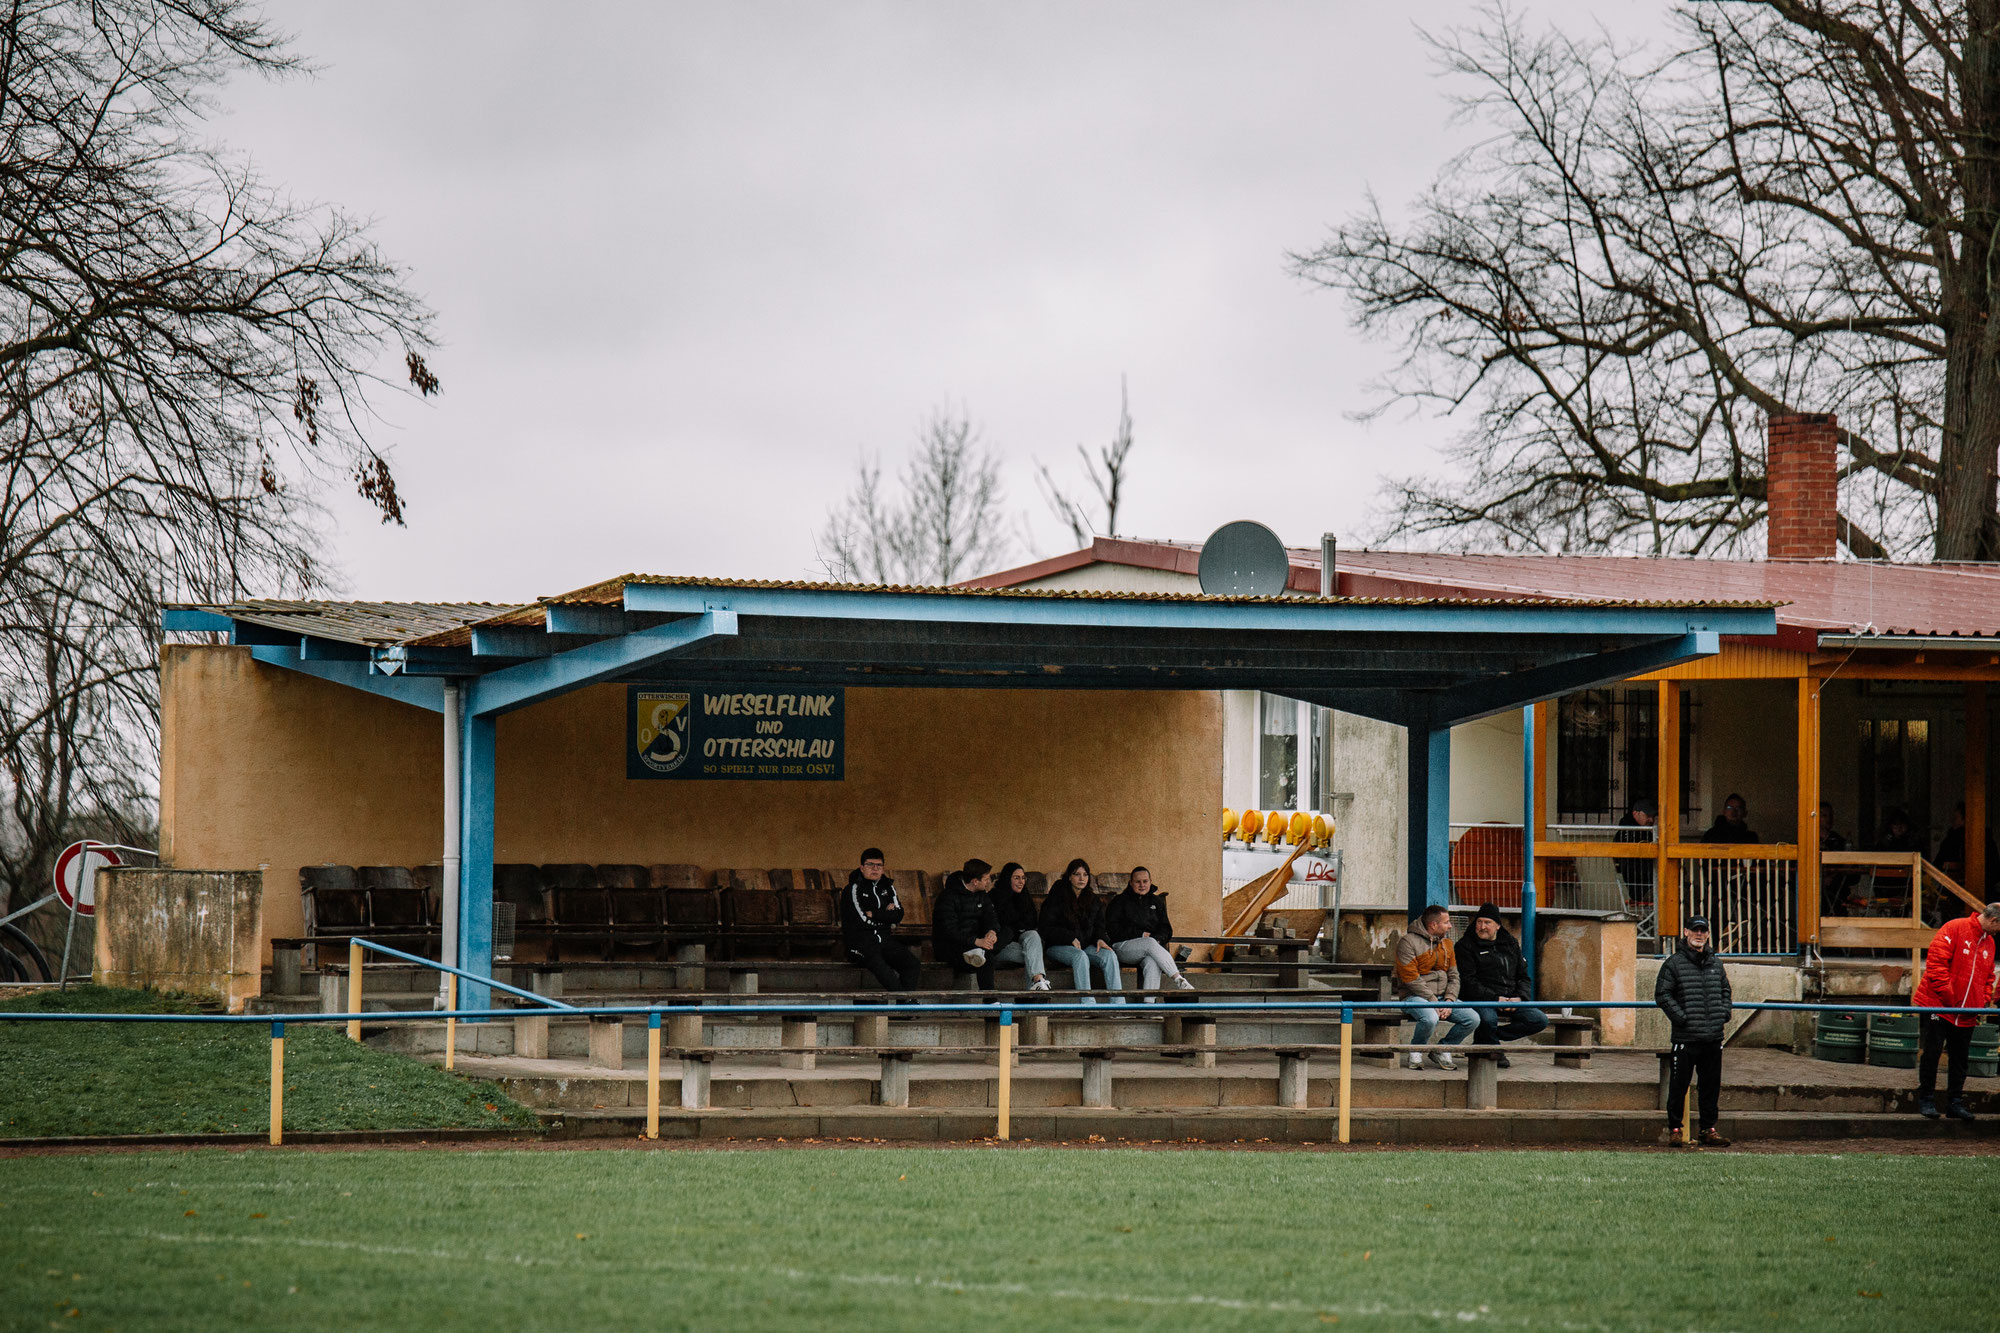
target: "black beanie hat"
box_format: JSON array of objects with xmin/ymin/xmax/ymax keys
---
[{"xmin": 1474, "ymin": 902, "xmax": 1503, "ymax": 925}]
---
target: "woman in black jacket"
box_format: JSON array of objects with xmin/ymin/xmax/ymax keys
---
[
  {"xmin": 1038, "ymin": 858, "xmax": 1119, "ymax": 1001},
  {"xmin": 1103, "ymin": 867, "xmax": 1195, "ymax": 995}
]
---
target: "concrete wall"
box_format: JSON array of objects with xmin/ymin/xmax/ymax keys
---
[
  {"xmin": 1635, "ymin": 955, "xmax": 1805, "ymax": 1050},
  {"xmin": 1451, "ymin": 711, "xmax": 1524, "ymax": 825},
  {"xmin": 1329, "ymin": 711, "xmax": 1404, "ymax": 907},
  {"xmin": 93, "ymin": 867, "xmax": 264, "ymax": 1012},
  {"xmin": 159, "ymin": 646, "xmax": 1224, "ymax": 960}
]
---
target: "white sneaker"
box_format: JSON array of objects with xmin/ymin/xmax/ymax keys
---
[
  {"xmin": 962, "ymin": 948, "xmax": 987, "ymax": 968},
  {"xmin": 1405, "ymin": 1052, "xmax": 1425, "ymax": 1071},
  {"xmin": 1427, "ymin": 1052, "xmax": 1456, "ymax": 1071},
  {"xmin": 1029, "ymin": 976, "xmax": 1051, "ymax": 992},
  {"xmin": 1170, "ymin": 974, "xmax": 1195, "ymax": 990}
]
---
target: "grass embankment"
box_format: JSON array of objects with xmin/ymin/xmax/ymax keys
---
[
  {"xmin": 0, "ymin": 985, "xmax": 538, "ymax": 1138},
  {"xmin": 2, "ymin": 1147, "xmax": 1995, "ymax": 1331}
]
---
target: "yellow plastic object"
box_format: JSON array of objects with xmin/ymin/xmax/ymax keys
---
[
  {"xmin": 1222, "ymin": 808, "xmax": 1238, "ymax": 837},
  {"xmin": 1288, "ymin": 811, "xmax": 1312, "ymax": 845},
  {"xmin": 1311, "ymin": 814, "xmax": 1331, "ymax": 848},
  {"xmin": 1238, "ymin": 809, "xmax": 1264, "ymax": 841},
  {"xmin": 1266, "ymin": 817, "xmax": 1287, "ymax": 846}
]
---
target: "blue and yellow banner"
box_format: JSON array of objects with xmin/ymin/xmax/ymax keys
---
[{"xmin": 627, "ymin": 685, "xmax": 844, "ymax": 781}]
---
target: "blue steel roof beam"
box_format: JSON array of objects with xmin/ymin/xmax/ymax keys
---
[
  {"xmin": 620, "ymin": 582, "xmax": 1776, "ymax": 639},
  {"xmin": 299, "ymin": 636, "xmax": 370, "ymax": 662},
  {"xmin": 161, "ymin": 609, "xmax": 234, "ymax": 633},
  {"xmin": 247, "ymin": 645, "xmax": 446, "ymax": 711},
  {"xmin": 466, "ymin": 610, "xmax": 737, "ymax": 718},
  {"xmin": 470, "ymin": 627, "xmax": 553, "ymax": 658},
  {"xmin": 544, "ymin": 604, "xmax": 628, "ymax": 637},
  {"xmin": 1428, "ymin": 631, "xmax": 1719, "ymax": 726}
]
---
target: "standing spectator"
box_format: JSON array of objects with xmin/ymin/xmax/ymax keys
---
[
  {"xmin": 933, "ymin": 859, "xmax": 1000, "ymax": 990},
  {"xmin": 1701, "ymin": 794, "xmax": 1759, "ymax": 844},
  {"xmin": 1912, "ymin": 901, "xmax": 2000, "ymax": 1121},
  {"xmin": 1820, "ymin": 802, "xmax": 1860, "ymax": 916},
  {"xmin": 1656, "ymin": 915, "xmax": 1733, "ymax": 1147},
  {"xmin": 1394, "ymin": 904, "xmax": 1479, "ymax": 1071},
  {"xmin": 1819, "ymin": 802, "xmax": 1852, "ymax": 853},
  {"xmin": 989, "ymin": 862, "xmax": 1052, "ymax": 992},
  {"xmin": 1455, "ymin": 903, "xmax": 1548, "ymax": 1067},
  {"xmin": 1039, "ymin": 858, "xmax": 1120, "ymax": 1002},
  {"xmin": 1875, "ymin": 807, "xmax": 1922, "ymax": 853},
  {"xmin": 1614, "ymin": 799, "xmax": 1657, "ymax": 907},
  {"xmin": 840, "ymin": 848, "xmax": 920, "ymax": 992},
  {"xmin": 1103, "ymin": 867, "xmax": 1196, "ymax": 996}
]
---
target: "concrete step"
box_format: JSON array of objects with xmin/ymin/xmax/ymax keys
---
[{"xmin": 538, "ymin": 1105, "xmax": 2000, "ymax": 1145}]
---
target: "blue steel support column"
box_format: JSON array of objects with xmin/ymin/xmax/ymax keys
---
[
  {"xmin": 457, "ymin": 709, "xmax": 497, "ymax": 1014},
  {"xmin": 1405, "ymin": 720, "xmax": 1452, "ymax": 917},
  {"xmin": 1521, "ymin": 704, "xmax": 1538, "ymax": 997}
]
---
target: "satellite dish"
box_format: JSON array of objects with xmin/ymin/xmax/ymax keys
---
[{"xmin": 1198, "ymin": 521, "xmax": 1290, "ymax": 596}]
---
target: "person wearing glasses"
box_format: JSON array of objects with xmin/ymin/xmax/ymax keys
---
[{"xmin": 1656, "ymin": 915, "xmax": 1733, "ymax": 1147}]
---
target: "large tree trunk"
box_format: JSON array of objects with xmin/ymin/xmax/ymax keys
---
[{"xmin": 1942, "ymin": 4, "xmax": 2000, "ymax": 561}]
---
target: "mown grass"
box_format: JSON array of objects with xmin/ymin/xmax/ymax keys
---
[
  {"xmin": 0, "ymin": 1146, "xmax": 1992, "ymax": 1331},
  {"xmin": 0, "ymin": 986, "xmax": 538, "ymax": 1137}
]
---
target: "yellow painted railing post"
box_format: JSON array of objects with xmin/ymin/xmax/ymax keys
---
[
  {"xmin": 646, "ymin": 1011, "xmax": 662, "ymax": 1140},
  {"xmin": 997, "ymin": 1009, "xmax": 1013, "ymax": 1141},
  {"xmin": 444, "ymin": 973, "xmax": 458, "ymax": 1070},
  {"xmin": 269, "ymin": 1021, "xmax": 285, "ymax": 1146},
  {"xmin": 1338, "ymin": 1006, "xmax": 1352, "ymax": 1145},
  {"xmin": 347, "ymin": 939, "xmax": 363, "ymax": 1041}
]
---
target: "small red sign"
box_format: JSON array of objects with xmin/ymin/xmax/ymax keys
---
[{"xmin": 52, "ymin": 841, "xmax": 120, "ymax": 917}]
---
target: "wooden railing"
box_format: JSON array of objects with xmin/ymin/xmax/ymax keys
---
[{"xmin": 1817, "ymin": 852, "xmax": 1982, "ymax": 968}]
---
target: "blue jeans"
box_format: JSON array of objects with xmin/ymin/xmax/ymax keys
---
[
  {"xmin": 1045, "ymin": 943, "xmax": 1119, "ymax": 1003},
  {"xmin": 990, "ymin": 930, "xmax": 1047, "ymax": 982},
  {"xmin": 1409, "ymin": 1004, "xmax": 1481, "ymax": 1046}
]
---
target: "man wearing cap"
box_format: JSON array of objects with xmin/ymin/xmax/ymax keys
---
[
  {"xmin": 1655, "ymin": 915, "xmax": 1733, "ymax": 1147},
  {"xmin": 1455, "ymin": 904, "xmax": 1548, "ymax": 1067},
  {"xmin": 1912, "ymin": 901, "xmax": 2000, "ymax": 1121}
]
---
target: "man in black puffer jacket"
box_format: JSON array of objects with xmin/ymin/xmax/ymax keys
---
[
  {"xmin": 932, "ymin": 860, "xmax": 1000, "ymax": 990},
  {"xmin": 1455, "ymin": 903, "xmax": 1548, "ymax": 1066},
  {"xmin": 1655, "ymin": 915, "xmax": 1733, "ymax": 1147}
]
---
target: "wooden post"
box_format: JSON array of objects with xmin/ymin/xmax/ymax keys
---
[
  {"xmin": 346, "ymin": 940, "xmax": 363, "ymax": 1042},
  {"xmin": 1338, "ymin": 1006, "xmax": 1353, "ymax": 1145},
  {"xmin": 1797, "ymin": 678, "xmax": 1822, "ymax": 947},
  {"xmin": 996, "ymin": 1010, "xmax": 1013, "ymax": 1141},
  {"xmin": 645, "ymin": 1012, "xmax": 661, "ymax": 1140},
  {"xmin": 268, "ymin": 1021, "xmax": 284, "ymax": 1146},
  {"xmin": 1969, "ymin": 683, "xmax": 1988, "ymax": 902},
  {"xmin": 1657, "ymin": 682, "xmax": 1682, "ymax": 939},
  {"xmin": 444, "ymin": 973, "xmax": 457, "ymax": 1070}
]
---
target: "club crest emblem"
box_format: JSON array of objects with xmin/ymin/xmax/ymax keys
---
[{"xmin": 635, "ymin": 692, "xmax": 692, "ymax": 774}]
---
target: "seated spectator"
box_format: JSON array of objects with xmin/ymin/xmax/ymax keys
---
[
  {"xmin": 1876, "ymin": 807, "xmax": 1922, "ymax": 853},
  {"xmin": 1701, "ymin": 793, "xmax": 1759, "ymax": 844},
  {"xmin": 990, "ymin": 861, "xmax": 1052, "ymax": 992},
  {"xmin": 1935, "ymin": 803, "xmax": 1997, "ymax": 896},
  {"xmin": 1103, "ymin": 867, "xmax": 1195, "ymax": 997},
  {"xmin": 839, "ymin": 848, "xmax": 920, "ymax": 992},
  {"xmin": 1039, "ymin": 858, "xmax": 1120, "ymax": 1003},
  {"xmin": 1394, "ymin": 904, "xmax": 1479, "ymax": 1070},
  {"xmin": 1614, "ymin": 799, "xmax": 1656, "ymax": 899},
  {"xmin": 1819, "ymin": 801, "xmax": 1852, "ymax": 853},
  {"xmin": 932, "ymin": 859, "xmax": 1000, "ymax": 990},
  {"xmin": 1454, "ymin": 903, "xmax": 1548, "ymax": 1066}
]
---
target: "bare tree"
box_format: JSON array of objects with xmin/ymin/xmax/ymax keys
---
[
  {"xmin": 1036, "ymin": 378, "xmax": 1137, "ymax": 546},
  {"xmin": 821, "ymin": 408, "xmax": 1013, "ymax": 584},
  {"xmin": 1291, "ymin": 2, "xmax": 1997, "ymax": 560},
  {"xmin": 0, "ymin": 1, "xmax": 438, "ymax": 922}
]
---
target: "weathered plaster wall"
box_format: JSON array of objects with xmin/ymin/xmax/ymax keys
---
[
  {"xmin": 93, "ymin": 867, "xmax": 264, "ymax": 1011},
  {"xmin": 160, "ymin": 646, "xmax": 1224, "ymax": 960}
]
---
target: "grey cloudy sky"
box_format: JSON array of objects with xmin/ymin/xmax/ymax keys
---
[{"xmin": 218, "ymin": 1, "xmax": 1672, "ymax": 602}]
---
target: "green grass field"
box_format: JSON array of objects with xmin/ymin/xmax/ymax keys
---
[
  {"xmin": 2, "ymin": 1147, "xmax": 1993, "ymax": 1331},
  {"xmin": 0, "ymin": 986, "xmax": 536, "ymax": 1137}
]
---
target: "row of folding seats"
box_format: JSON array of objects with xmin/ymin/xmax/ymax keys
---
[{"xmin": 300, "ymin": 865, "xmax": 442, "ymax": 945}]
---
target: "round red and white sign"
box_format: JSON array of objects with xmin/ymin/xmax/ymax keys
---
[{"xmin": 52, "ymin": 840, "xmax": 120, "ymax": 916}]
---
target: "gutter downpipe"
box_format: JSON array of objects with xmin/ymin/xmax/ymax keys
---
[{"xmin": 440, "ymin": 681, "xmax": 462, "ymax": 1007}]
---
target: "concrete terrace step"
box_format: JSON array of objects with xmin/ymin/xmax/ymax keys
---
[{"xmin": 537, "ymin": 1106, "xmax": 2000, "ymax": 1145}]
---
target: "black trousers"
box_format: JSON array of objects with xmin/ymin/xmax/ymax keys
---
[
  {"xmin": 1473, "ymin": 1006, "xmax": 1550, "ymax": 1047},
  {"xmin": 849, "ymin": 941, "xmax": 921, "ymax": 992},
  {"xmin": 948, "ymin": 956, "xmax": 997, "ymax": 990},
  {"xmin": 1667, "ymin": 1039, "xmax": 1723, "ymax": 1131},
  {"xmin": 1919, "ymin": 1014, "xmax": 1974, "ymax": 1099}
]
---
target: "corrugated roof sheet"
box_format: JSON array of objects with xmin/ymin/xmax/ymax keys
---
[{"xmin": 185, "ymin": 575, "xmax": 1773, "ymax": 649}]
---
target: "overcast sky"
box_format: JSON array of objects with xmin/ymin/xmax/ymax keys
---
[{"xmin": 217, "ymin": 1, "xmax": 1674, "ymax": 603}]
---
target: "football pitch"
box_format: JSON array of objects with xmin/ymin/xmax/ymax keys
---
[{"xmin": 2, "ymin": 1146, "xmax": 1992, "ymax": 1331}]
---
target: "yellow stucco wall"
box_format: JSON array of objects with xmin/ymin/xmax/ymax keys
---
[{"xmin": 160, "ymin": 646, "xmax": 1225, "ymax": 959}]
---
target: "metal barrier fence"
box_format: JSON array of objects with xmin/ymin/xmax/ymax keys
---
[{"xmin": 7, "ymin": 972, "xmax": 1992, "ymax": 1148}]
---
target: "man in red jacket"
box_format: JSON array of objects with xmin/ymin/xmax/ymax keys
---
[{"xmin": 1913, "ymin": 902, "xmax": 2000, "ymax": 1121}]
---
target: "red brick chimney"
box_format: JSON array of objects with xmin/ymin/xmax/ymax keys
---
[{"xmin": 1765, "ymin": 412, "xmax": 1839, "ymax": 560}]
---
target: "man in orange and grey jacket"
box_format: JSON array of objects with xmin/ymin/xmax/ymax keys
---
[
  {"xmin": 1913, "ymin": 901, "xmax": 2000, "ymax": 1121},
  {"xmin": 1394, "ymin": 904, "xmax": 1479, "ymax": 1072}
]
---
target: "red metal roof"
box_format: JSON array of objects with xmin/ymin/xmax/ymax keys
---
[{"xmin": 966, "ymin": 538, "xmax": 2000, "ymax": 641}]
